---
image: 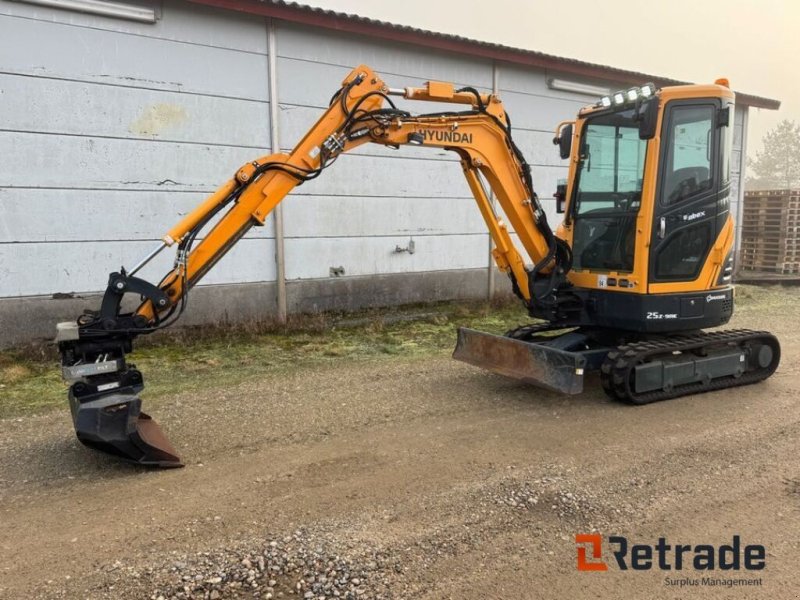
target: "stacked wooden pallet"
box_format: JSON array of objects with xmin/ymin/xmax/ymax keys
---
[{"xmin": 740, "ymin": 189, "xmax": 800, "ymax": 274}]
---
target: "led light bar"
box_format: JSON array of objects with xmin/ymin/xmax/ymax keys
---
[
  {"xmin": 9, "ymin": 0, "xmax": 156, "ymax": 23},
  {"xmin": 597, "ymin": 83, "xmax": 657, "ymax": 109}
]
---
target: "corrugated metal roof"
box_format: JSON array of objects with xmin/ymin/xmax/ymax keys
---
[{"xmin": 190, "ymin": 0, "xmax": 780, "ymax": 110}]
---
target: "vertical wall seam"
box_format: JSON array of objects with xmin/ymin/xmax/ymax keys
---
[
  {"xmin": 487, "ymin": 59, "xmax": 499, "ymax": 300},
  {"xmin": 267, "ymin": 18, "xmax": 287, "ymax": 322},
  {"xmin": 734, "ymin": 107, "xmax": 748, "ymax": 272}
]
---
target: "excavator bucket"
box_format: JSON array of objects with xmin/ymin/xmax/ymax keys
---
[
  {"xmin": 68, "ymin": 377, "xmax": 183, "ymax": 468},
  {"xmin": 452, "ymin": 327, "xmax": 590, "ymax": 395}
]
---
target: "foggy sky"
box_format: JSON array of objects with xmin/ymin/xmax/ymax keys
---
[{"xmin": 300, "ymin": 0, "xmax": 798, "ymax": 166}]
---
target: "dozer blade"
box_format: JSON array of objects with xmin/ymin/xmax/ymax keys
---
[
  {"xmin": 452, "ymin": 327, "xmax": 588, "ymax": 394},
  {"xmin": 68, "ymin": 377, "xmax": 183, "ymax": 468}
]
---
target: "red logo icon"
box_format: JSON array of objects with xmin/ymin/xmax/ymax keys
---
[{"xmin": 576, "ymin": 534, "xmax": 608, "ymax": 571}]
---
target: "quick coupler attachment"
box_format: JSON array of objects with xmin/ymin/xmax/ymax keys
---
[{"xmin": 68, "ymin": 369, "xmax": 183, "ymax": 468}]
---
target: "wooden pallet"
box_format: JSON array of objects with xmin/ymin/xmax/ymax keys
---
[
  {"xmin": 745, "ymin": 189, "xmax": 800, "ymax": 200},
  {"xmin": 741, "ymin": 227, "xmax": 800, "ymax": 238},
  {"xmin": 741, "ymin": 189, "xmax": 800, "ymax": 273},
  {"xmin": 740, "ymin": 264, "xmax": 800, "ymax": 274},
  {"xmin": 741, "ymin": 237, "xmax": 800, "ymax": 248}
]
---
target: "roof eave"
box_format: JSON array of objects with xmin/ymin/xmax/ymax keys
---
[{"xmin": 187, "ymin": 0, "xmax": 781, "ymax": 111}]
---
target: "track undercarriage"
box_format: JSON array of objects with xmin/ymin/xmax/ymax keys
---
[{"xmin": 453, "ymin": 324, "xmax": 780, "ymax": 404}]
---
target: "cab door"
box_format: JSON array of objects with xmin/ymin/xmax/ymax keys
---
[{"xmin": 648, "ymin": 100, "xmax": 728, "ymax": 288}]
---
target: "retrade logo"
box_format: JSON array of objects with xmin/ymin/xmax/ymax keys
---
[{"xmin": 575, "ymin": 535, "xmax": 765, "ymax": 572}]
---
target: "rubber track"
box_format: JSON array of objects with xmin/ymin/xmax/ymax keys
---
[{"xmin": 600, "ymin": 329, "xmax": 781, "ymax": 405}]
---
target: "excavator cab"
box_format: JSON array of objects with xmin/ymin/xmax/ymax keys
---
[{"xmin": 545, "ymin": 82, "xmax": 739, "ymax": 319}]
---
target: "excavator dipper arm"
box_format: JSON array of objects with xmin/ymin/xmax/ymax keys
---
[{"xmin": 56, "ymin": 64, "xmax": 570, "ymax": 467}]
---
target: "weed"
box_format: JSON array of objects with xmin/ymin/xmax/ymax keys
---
[
  {"xmin": 0, "ymin": 298, "xmax": 527, "ymax": 418},
  {"xmin": 0, "ymin": 284, "xmax": 784, "ymax": 418}
]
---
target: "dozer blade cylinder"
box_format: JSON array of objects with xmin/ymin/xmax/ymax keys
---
[
  {"xmin": 452, "ymin": 327, "xmax": 587, "ymax": 394},
  {"xmin": 68, "ymin": 373, "xmax": 183, "ymax": 468}
]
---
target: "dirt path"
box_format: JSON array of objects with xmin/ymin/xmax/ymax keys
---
[{"xmin": 1, "ymin": 303, "xmax": 799, "ymax": 599}]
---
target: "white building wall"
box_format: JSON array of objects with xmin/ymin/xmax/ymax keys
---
[
  {"xmin": 0, "ymin": 0, "xmax": 753, "ymax": 343},
  {"xmin": 0, "ymin": 0, "xmax": 274, "ymax": 298},
  {"xmin": 275, "ymin": 22, "xmax": 492, "ymax": 281}
]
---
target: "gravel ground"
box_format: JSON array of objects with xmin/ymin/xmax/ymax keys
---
[
  {"xmin": 1, "ymin": 289, "xmax": 798, "ymax": 599},
  {"xmin": 103, "ymin": 468, "xmax": 632, "ymax": 600},
  {"xmin": 133, "ymin": 528, "xmax": 394, "ymax": 600}
]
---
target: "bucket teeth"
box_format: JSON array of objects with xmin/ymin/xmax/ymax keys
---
[{"xmin": 68, "ymin": 373, "xmax": 183, "ymax": 468}]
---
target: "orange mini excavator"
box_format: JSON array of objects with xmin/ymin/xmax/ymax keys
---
[{"xmin": 56, "ymin": 65, "xmax": 780, "ymax": 467}]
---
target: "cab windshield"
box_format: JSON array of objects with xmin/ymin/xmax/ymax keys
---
[
  {"xmin": 574, "ymin": 108, "xmax": 647, "ymax": 216},
  {"xmin": 570, "ymin": 108, "xmax": 648, "ymax": 273}
]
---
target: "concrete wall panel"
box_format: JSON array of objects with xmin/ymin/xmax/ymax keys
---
[
  {"xmin": 285, "ymin": 153, "xmax": 473, "ymax": 199},
  {"xmin": 499, "ymin": 89, "xmax": 587, "ymax": 133},
  {"xmin": 282, "ymin": 195, "xmax": 485, "ymax": 238},
  {"xmin": 284, "ymin": 233, "xmax": 488, "ymax": 280},
  {"xmin": 0, "ymin": 0, "xmax": 268, "ymax": 53},
  {"xmin": 0, "ymin": 14, "xmax": 268, "ymax": 99},
  {"xmin": 0, "ymin": 74, "xmax": 270, "ymax": 148},
  {"xmin": 0, "ymin": 188, "xmax": 274, "ymax": 243},
  {"xmin": 277, "ymin": 21, "xmax": 493, "ymax": 87},
  {"xmin": 0, "ymin": 237, "xmax": 275, "ymax": 297},
  {"xmin": 0, "ymin": 132, "xmax": 266, "ymax": 191},
  {"xmin": 498, "ymin": 63, "xmax": 624, "ymax": 100}
]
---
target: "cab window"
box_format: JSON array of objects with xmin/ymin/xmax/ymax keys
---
[
  {"xmin": 570, "ymin": 108, "xmax": 645, "ymax": 273},
  {"xmin": 663, "ymin": 105, "xmax": 714, "ymax": 205},
  {"xmin": 575, "ymin": 108, "xmax": 647, "ymax": 215},
  {"xmin": 720, "ymin": 106, "xmax": 733, "ymax": 184}
]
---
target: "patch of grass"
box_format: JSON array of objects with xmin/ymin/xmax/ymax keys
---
[
  {"xmin": 1, "ymin": 284, "xmax": 790, "ymax": 418},
  {"xmin": 0, "ymin": 298, "xmax": 530, "ymax": 418},
  {"xmin": 731, "ymin": 283, "xmax": 789, "ymax": 310}
]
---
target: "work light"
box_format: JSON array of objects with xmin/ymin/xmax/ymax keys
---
[{"xmin": 595, "ymin": 83, "xmax": 658, "ymax": 109}]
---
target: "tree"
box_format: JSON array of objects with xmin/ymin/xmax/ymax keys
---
[{"xmin": 747, "ymin": 120, "xmax": 800, "ymax": 190}]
